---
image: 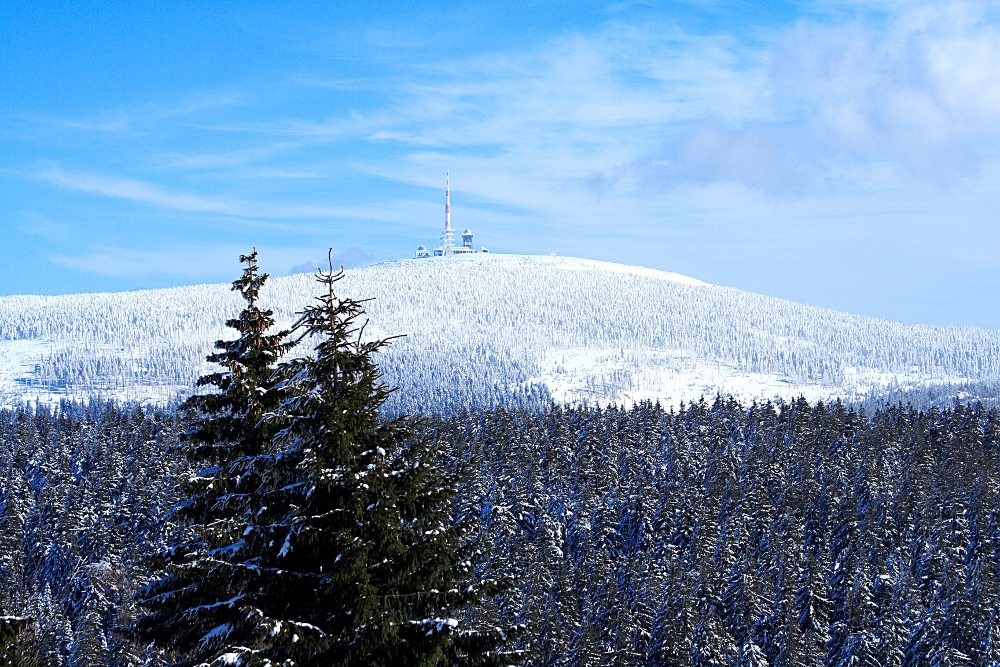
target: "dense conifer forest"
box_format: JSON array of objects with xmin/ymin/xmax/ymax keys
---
[
  {"xmin": 2, "ymin": 255, "xmax": 999, "ymax": 664},
  {"xmin": 0, "ymin": 401, "xmax": 183, "ymax": 664},
  {"xmin": 2, "ymin": 395, "xmax": 998, "ymax": 664},
  {"xmin": 438, "ymin": 398, "xmax": 1000, "ymax": 665}
]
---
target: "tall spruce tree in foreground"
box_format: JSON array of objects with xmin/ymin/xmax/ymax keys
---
[
  {"xmin": 221, "ymin": 256, "xmax": 508, "ymax": 665},
  {"xmin": 137, "ymin": 250, "xmax": 291, "ymax": 664}
]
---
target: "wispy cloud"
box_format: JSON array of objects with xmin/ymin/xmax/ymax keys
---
[
  {"xmin": 14, "ymin": 90, "xmax": 246, "ymax": 138},
  {"xmin": 7, "ymin": 0, "xmax": 1000, "ymax": 324},
  {"xmin": 36, "ymin": 167, "xmax": 247, "ymax": 216},
  {"xmin": 49, "ymin": 245, "xmax": 230, "ymax": 279},
  {"xmin": 354, "ymin": 2, "xmax": 1000, "ymax": 201},
  {"xmin": 763, "ymin": 2, "xmax": 1000, "ymax": 181},
  {"xmin": 33, "ymin": 166, "xmax": 445, "ymax": 228},
  {"xmin": 28, "ymin": 2, "xmax": 1000, "ymax": 227},
  {"xmin": 48, "ymin": 243, "xmax": 326, "ymax": 281},
  {"xmin": 18, "ymin": 111, "xmax": 133, "ymax": 134}
]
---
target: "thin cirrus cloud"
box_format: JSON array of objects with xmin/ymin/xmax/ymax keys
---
[
  {"xmin": 36, "ymin": 168, "xmax": 245, "ymax": 216},
  {"xmin": 33, "ymin": 167, "xmax": 430, "ymax": 225},
  {"xmin": 23, "ymin": 2, "xmax": 1000, "ymax": 240},
  {"xmin": 344, "ymin": 29, "xmax": 737, "ymax": 215},
  {"xmin": 12, "ymin": 1, "xmax": 1000, "ymax": 307},
  {"xmin": 34, "ymin": 3, "xmax": 1000, "ymax": 223},
  {"xmin": 48, "ymin": 246, "xmax": 239, "ymax": 279},
  {"xmin": 358, "ymin": 3, "xmax": 1000, "ymax": 199},
  {"xmin": 12, "ymin": 91, "xmax": 247, "ymax": 141},
  {"xmin": 48, "ymin": 244, "xmax": 322, "ymax": 280}
]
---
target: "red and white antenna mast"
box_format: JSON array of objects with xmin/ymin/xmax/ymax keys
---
[{"xmin": 441, "ymin": 170, "xmax": 454, "ymax": 255}]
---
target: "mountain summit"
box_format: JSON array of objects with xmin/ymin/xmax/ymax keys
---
[{"xmin": 1, "ymin": 254, "xmax": 997, "ymax": 411}]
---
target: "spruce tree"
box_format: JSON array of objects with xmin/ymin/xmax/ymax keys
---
[
  {"xmin": 136, "ymin": 250, "xmax": 290, "ymax": 664},
  {"xmin": 0, "ymin": 615, "xmax": 34, "ymax": 665},
  {"xmin": 225, "ymin": 257, "xmax": 507, "ymax": 665}
]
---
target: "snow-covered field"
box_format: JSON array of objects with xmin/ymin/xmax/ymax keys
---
[{"xmin": 0, "ymin": 254, "xmax": 997, "ymax": 411}]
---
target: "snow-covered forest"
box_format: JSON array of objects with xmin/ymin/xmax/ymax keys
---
[
  {"xmin": 3, "ymin": 254, "xmax": 1000, "ymax": 664},
  {"xmin": 2, "ymin": 397, "xmax": 999, "ymax": 664},
  {"xmin": 443, "ymin": 398, "xmax": 1000, "ymax": 664},
  {"xmin": 0, "ymin": 402, "xmax": 184, "ymax": 663},
  {"xmin": 2, "ymin": 255, "xmax": 999, "ymax": 412}
]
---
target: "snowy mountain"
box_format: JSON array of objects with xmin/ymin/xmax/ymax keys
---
[{"xmin": 2, "ymin": 253, "xmax": 999, "ymax": 412}]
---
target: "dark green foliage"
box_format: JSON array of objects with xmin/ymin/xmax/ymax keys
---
[
  {"xmin": 219, "ymin": 260, "xmax": 508, "ymax": 665},
  {"xmin": 0, "ymin": 615, "xmax": 33, "ymax": 665},
  {"xmin": 183, "ymin": 248, "xmax": 291, "ymax": 461},
  {"xmin": 136, "ymin": 250, "xmax": 291, "ymax": 663},
  {"xmin": 3, "ymin": 390, "xmax": 1000, "ymax": 665},
  {"xmin": 137, "ymin": 253, "xmax": 508, "ymax": 665}
]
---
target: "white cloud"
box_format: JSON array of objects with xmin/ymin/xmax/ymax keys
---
[
  {"xmin": 26, "ymin": 2, "xmax": 1000, "ymax": 260},
  {"xmin": 16, "ymin": 91, "xmax": 246, "ymax": 138},
  {"xmin": 348, "ymin": 1, "xmax": 1000, "ymax": 202},
  {"xmin": 36, "ymin": 167, "xmax": 246, "ymax": 216},
  {"xmin": 48, "ymin": 244, "xmax": 327, "ymax": 281},
  {"xmin": 765, "ymin": 2, "xmax": 1000, "ymax": 181},
  {"xmin": 33, "ymin": 166, "xmax": 436, "ymax": 225}
]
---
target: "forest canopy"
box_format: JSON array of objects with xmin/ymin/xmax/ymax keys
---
[
  {"xmin": 1, "ymin": 254, "xmax": 998, "ymax": 665},
  {"xmin": 1, "ymin": 395, "xmax": 997, "ymax": 664}
]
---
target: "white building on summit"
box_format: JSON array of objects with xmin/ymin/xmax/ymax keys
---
[{"xmin": 415, "ymin": 172, "xmax": 488, "ymax": 258}]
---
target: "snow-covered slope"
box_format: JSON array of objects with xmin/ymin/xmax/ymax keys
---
[{"xmin": 2, "ymin": 254, "xmax": 998, "ymax": 412}]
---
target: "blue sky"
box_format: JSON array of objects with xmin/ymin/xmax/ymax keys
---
[{"xmin": 2, "ymin": 1, "xmax": 999, "ymax": 328}]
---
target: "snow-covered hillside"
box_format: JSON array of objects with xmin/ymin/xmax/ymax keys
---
[{"xmin": 2, "ymin": 254, "xmax": 999, "ymax": 412}]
